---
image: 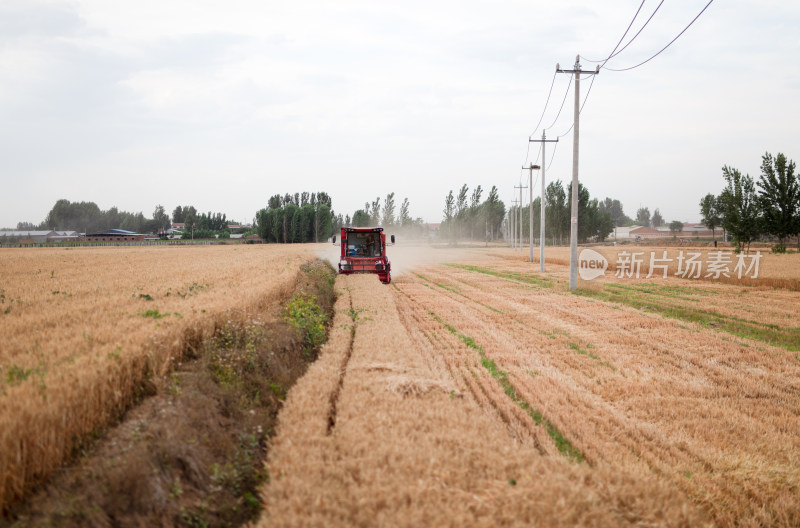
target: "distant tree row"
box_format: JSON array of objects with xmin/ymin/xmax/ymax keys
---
[
  {"xmin": 173, "ymin": 206, "xmax": 235, "ymax": 238},
  {"xmin": 29, "ymin": 199, "xmax": 171, "ymax": 234},
  {"xmin": 9, "ymin": 199, "xmax": 244, "ymax": 238},
  {"xmin": 508, "ymin": 182, "xmax": 619, "ymax": 244},
  {"xmin": 255, "ymin": 192, "xmax": 334, "ymax": 243},
  {"xmin": 348, "ymin": 193, "xmax": 426, "ymax": 235},
  {"xmin": 440, "ymin": 185, "xmax": 506, "ymax": 243},
  {"xmin": 700, "ymin": 152, "xmax": 799, "ymax": 252}
]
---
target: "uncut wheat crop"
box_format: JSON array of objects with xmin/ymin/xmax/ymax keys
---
[{"xmin": 0, "ymin": 244, "xmax": 315, "ymax": 510}]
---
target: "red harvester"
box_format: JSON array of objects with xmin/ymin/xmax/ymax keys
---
[{"xmin": 332, "ymin": 227, "xmax": 395, "ymax": 284}]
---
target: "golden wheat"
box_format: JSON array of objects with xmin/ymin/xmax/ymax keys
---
[
  {"xmin": 0, "ymin": 244, "xmax": 316, "ymax": 509},
  {"xmin": 259, "ymin": 273, "xmax": 701, "ymax": 527},
  {"xmin": 388, "ymin": 250, "xmax": 800, "ymax": 526}
]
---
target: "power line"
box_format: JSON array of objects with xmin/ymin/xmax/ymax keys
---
[
  {"xmin": 529, "ymin": 70, "xmax": 558, "ymax": 137},
  {"xmin": 604, "ymin": 0, "xmax": 715, "ymax": 72},
  {"xmin": 584, "ymin": 0, "xmax": 665, "ymax": 66},
  {"xmin": 583, "ymin": 0, "xmax": 648, "ymax": 65},
  {"xmin": 543, "ymin": 74, "xmax": 573, "ymax": 132},
  {"xmin": 523, "ymin": 70, "xmax": 558, "ymax": 166},
  {"xmin": 546, "ymin": 139, "xmax": 559, "ymax": 172},
  {"xmin": 555, "ymin": 73, "xmax": 597, "ymax": 138}
]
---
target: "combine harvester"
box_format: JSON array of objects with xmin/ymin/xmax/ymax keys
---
[{"xmin": 332, "ymin": 227, "xmax": 395, "ymax": 284}]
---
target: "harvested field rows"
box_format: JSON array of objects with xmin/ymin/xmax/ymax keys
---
[
  {"xmin": 260, "ymin": 274, "xmax": 701, "ymax": 527},
  {"xmin": 390, "ymin": 249, "xmax": 800, "ymax": 526},
  {"xmin": 0, "ymin": 245, "xmax": 315, "ymax": 510}
]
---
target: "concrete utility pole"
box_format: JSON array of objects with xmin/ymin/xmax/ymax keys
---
[
  {"xmin": 557, "ymin": 55, "xmax": 598, "ymax": 290},
  {"xmin": 529, "ymin": 132, "xmax": 558, "ymax": 271},
  {"xmin": 514, "ymin": 183, "xmax": 527, "ymax": 250},
  {"xmin": 510, "ymin": 199, "xmax": 520, "ymax": 249},
  {"xmin": 522, "ymin": 164, "xmax": 540, "ymax": 263}
]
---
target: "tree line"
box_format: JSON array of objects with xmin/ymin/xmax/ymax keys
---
[
  {"xmin": 440, "ymin": 185, "xmax": 506, "ymax": 243},
  {"xmin": 256, "ymin": 192, "xmax": 432, "ymax": 243},
  {"xmin": 504, "ymin": 181, "xmax": 624, "ymax": 244},
  {"xmin": 700, "ymin": 152, "xmax": 798, "ymax": 252},
  {"xmin": 8, "ymin": 199, "xmax": 243, "ymax": 238},
  {"xmin": 255, "ymin": 192, "xmax": 334, "ymax": 243},
  {"xmin": 349, "ymin": 193, "xmax": 426, "ymax": 235}
]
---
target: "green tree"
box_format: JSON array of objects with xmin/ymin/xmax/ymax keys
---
[
  {"xmin": 652, "ymin": 208, "xmax": 664, "ymax": 228},
  {"xmin": 443, "ymin": 190, "xmax": 455, "ymax": 243},
  {"xmin": 172, "ymin": 206, "xmax": 184, "ymax": 223},
  {"xmin": 635, "ymin": 207, "xmax": 651, "ymax": 227},
  {"xmin": 719, "ymin": 166, "xmax": 760, "ymax": 252},
  {"xmin": 599, "ymin": 198, "xmax": 630, "ymax": 239},
  {"xmin": 382, "ymin": 193, "xmax": 396, "ymax": 226},
  {"xmin": 398, "ymin": 198, "xmax": 411, "ymax": 227},
  {"xmin": 669, "ymin": 220, "xmax": 684, "ymax": 237},
  {"xmin": 455, "ymin": 185, "xmax": 469, "ymax": 239},
  {"xmin": 699, "ymin": 193, "xmax": 723, "ymax": 241},
  {"xmin": 352, "ymin": 209, "xmax": 370, "ymax": 227},
  {"xmin": 595, "ymin": 208, "xmax": 614, "ymax": 241},
  {"xmin": 545, "ymin": 181, "xmax": 567, "ymax": 245},
  {"xmin": 757, "ymin": 152, "xmax": 799, "ymax": 250},
  {"xmin": 152, "ymin": 205, "xmax": 170, "ymax": 233},
  {"xmin": 315, "ymin": 203, "xmax": 333, "ymax": 242},
  {"xmin": 469, "ymin": 185, "xmax": 483, "ymax": 239},
  {"xmin": 369, "ymin": 197, "xmax": 381, "ymax": 225},
  {"xmin": 482, "ymin": 186, "xmax": 505, "ymax": 241}
]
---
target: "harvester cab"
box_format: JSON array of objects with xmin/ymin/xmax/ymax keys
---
[{"xmin": 332, "ymin": 227, "xmax": 395, "ymax": 284}]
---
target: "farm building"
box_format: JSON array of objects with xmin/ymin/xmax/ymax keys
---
[
  {"xmin": 609, "ymin": 223, "xmax": 725, "ymax": 241},
  {"xmin": 85, "ymin": 229, "xmax": 149, "ymax": 242},
  {"xmin": 0, "ymin": 230, "xmax": 80, "ymax": 243}
]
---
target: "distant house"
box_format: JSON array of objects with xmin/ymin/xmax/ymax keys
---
[
  {"xmin": 610, "ymin": 223, "xmax": 725, "ymax": 241},
  {"xmin": 49, "ymin": 231, "xmax": 81, "ymax": 242},
  {"xmin": 0, "ymin": 230, "xmax": 57, "ymax": 243},
  {"xmin": 85, "ymin": 229, "xmax": 147, "ymax": 242},
  {"xmin": 629, "ymin": 226, "xmax": 663, "ymax": 239},
  {"xmin": 608, "ymin": 226, "xmax": 644, "ymax": 240}
]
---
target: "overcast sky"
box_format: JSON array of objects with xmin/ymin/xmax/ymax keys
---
[{"xmin": 1, "ymin": 0, "xmax": 798, "ymax": 229}]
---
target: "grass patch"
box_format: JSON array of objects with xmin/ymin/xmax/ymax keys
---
[
  {"xmin": 284, "ymin": 294, "xmax": 328, "ymax": 355},
  {"xmin": 576, "ymin": 286, "xmax": 800, "ymax": 352},
  {"xmin": 446, "ymin": 263, "xmax": 554, "ymax": 289},
  {"xmin": 428, "ymin": 311, "xmax": 583, "ymax": 462}
]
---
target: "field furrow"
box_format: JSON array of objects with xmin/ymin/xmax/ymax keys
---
[
  {"xmin": 390, "ymin": 250, "xmax": 800, "ymax": 526},
  {"xmin": 260, "ymin": 273, "xmax": 701, "ymax": 527}
]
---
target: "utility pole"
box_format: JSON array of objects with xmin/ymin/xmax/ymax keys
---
[
  {"xmin": 529, "ymin": 133, "xmax": 558, "ymax": 271},
  {"xmin": 510, "ymin": 198, "xmax": 519, "ymax": 249},
  {"xmin": 557, "ymin": 55, "xmax": 598, "ymax": 290},
  {"xmin": 514, "ymin": 183, "xmax": 527, "ymax": 251},
  {"xmin": 522, "ymin": 164, "xmax": 540, "ymax": 263}
]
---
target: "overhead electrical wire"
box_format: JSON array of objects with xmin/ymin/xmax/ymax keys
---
[
  {"xmin": 543, "ymin": 75, "xmax": 573, "ymax": 132},
  {"xmin": 529, "ymin": 70, "xmax": 558, "ymax": 137},
  {"xmin": 583, "ymin": 0, "xmax": 649, "ymax": 66},
  {"xmin": 546, "ymin": 140, "xmax": 559, "ymax": 173},
  {"xmin": 583, "ymin": 0, "xmax": 665, "ymax": 67},
  {"xmin": 554, "ymin": 74, "xmax": 597, "ymax": 139},
  {"xmin": 521, "ymin": 0, "xmax": 715, "ymax": 194},
  {"xmin": 604, "ymin": 0, "xmax": 715, "ymax": 72}
]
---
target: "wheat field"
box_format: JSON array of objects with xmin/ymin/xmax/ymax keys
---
[
  {"xmin": 3, "ymin": 243, "xmax": 798, "ymax": 525},
  {"xmin": 260, "ymin": 246, "xmax": 800, "ymax": 527},
  {"xmin": 0, "ymin": 244, "xmax": 315, "ymax": 510}
]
